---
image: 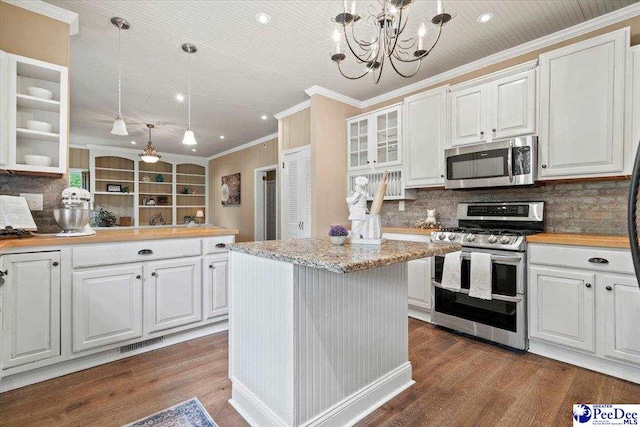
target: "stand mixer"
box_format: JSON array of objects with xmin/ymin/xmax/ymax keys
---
[{"xmin": 53, "ymin": 187, "xmax": 96, "ymax": 237}]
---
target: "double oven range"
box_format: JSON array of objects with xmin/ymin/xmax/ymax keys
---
[{"xmin": 430, "ymin": 201, "xmax": 544, "ymax": 350}]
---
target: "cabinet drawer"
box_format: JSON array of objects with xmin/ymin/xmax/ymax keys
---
[
  {"xmin": 204, "ymin": 236, "xmax": 235, "ymax": 254},
  {"xmin": 528, "ymin": 244, "xmax": 633, "ymax": 275},
  {"xmin": 73, "ymin": 239, "xmax": 201, "ymax": 268}
]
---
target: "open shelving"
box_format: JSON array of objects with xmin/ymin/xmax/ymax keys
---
[{"xmin": 92, "ymin": 156, "xmax": 135, "ymax": 227}]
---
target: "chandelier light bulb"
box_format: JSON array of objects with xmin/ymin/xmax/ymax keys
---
[
  {"xmin": 437, "ymin": 0, "xmax": 443, "ymax": 15},
  {"xmin": 418, "ymin": 23, "xmax": 426, "ymax": 50},
  {"xmin": 388, "ymin": 5, "xmax": 398, "ymax": 14},
  {"xmin": 350, "ymin": 1, "xmax": 356, "ymax": 15}
]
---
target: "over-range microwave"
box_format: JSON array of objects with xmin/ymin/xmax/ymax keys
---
[{"xmin": 444, "ymin": 136, "xmax": 537, "ymax": 190}]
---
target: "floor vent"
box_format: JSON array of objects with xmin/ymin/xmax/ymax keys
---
[{"xmin": 120, "ymin": 337, "xmax": 164, "ymax": 353}]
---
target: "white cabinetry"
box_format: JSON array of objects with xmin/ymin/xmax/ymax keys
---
[
  {"xmin": 449, "ymin": 65, "xmax": 536, "ymax": 147},
  {"xmin": 408, "ymin": 258, "xmax": 432, "ymax": 313},
  {"xmin": 403, "ymin": 87, "xmax": 447, "ymax": 188},
  {"xmin": 71, "ymin": 264, "xmax": 143, "ymax": 352},
  {"xmin": 0, "ymin": 50, "xmax": 9, "ymax": 166},
  {"xmin": 601, "ymin": 274, "xmax": 640, "ymax": 365},
  {"xmin": 282, "ymin": 147, "xmax": 311, "ymax": 238},
  {"xmin": 1, "ymin": 252, "xmax": 60, "ymax": 369},
  {"xmin": 538, "ymin": 29, "xmax": 628, "ymax": 179},
  {"xmin": 347, "ymin": 104, "xmax": 402, "ymax": 172},
  {"xmin": 529, "ymin": 266, "xmax": 595, "ymax": 352},
  {"xmin": 203, "ymin": 254, "xmax": 229, "ymax": 319},
  {"xmin": 628, "ymin": 45, "xmax": 640, "ymax": 165},
  {"xmin": 145, "ymin": 257, "xmax": 202, "ymax": 333}
]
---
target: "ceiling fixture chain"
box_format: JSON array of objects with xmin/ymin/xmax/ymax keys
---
[
  {"xmin": 110, "ymin": 17, "xmax": 130, "ymax": 135},
  {"xmin": 331, "ymin": 0, "xmax": 454, "ymax": 84}
]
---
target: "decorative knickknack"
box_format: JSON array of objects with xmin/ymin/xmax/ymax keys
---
[
  {"xmin": 328, "ymin": 225, "xmax": 349, "ymax": 245},
  {"xmin": 415, "ymin": 209, "xmax": 441, "ymax": 229},
  {"xmin": 347, "ymin": 172, "xmax": 388, "ymax": 245}
]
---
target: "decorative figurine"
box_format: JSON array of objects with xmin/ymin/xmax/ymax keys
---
[
  {"xmin": 415, "ymin": 209, "xmax": 441, "ymax": 229},
  {"xmin": 346, "ymin": 176, "xmax": 369, "ymax": 239}
]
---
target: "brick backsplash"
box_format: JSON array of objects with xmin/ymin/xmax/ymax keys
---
[
  {"xmin": 378, "ymin": 180, "xmax": 631, "ymax": 236},
  {"xmin": 0, "ymin": 175, "xmax": 66, "ymax": 234}
]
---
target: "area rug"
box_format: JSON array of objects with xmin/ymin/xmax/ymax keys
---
[{"xmin": 122, "ymin": 397, "xmax": 218, "ymax": 427}]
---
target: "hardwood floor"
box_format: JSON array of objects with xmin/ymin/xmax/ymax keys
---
[{"xmin": 0, "ymin": 319, "xmax": 638, "ymax": 426}]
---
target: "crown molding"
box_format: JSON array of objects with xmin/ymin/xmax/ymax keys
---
[
  {"xmin": 304, "ymin": 85, "xmax": 363, "ymax": 108},
  {"xmin": 2, "ymin": 0, "xmax": 79, "ymax": 35},
  {"xmin": 84, "ymin": 143, "xmax": 208, "ymax": 165},
  {"xmin": 274, "ymin": 100, "xmax": 311, "ymax": 120},
  {"xmin": 207, "ymin": 132, "xmax": 279, "ymax": 161},
  {"xmin": 359, "ymin": 3, "xmax": 640, "ymax": 108},
  {"xmin": 449, "ymin": 59, "xmax": 539, "ymax": 92}
]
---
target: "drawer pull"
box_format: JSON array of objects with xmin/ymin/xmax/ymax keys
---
[
  {"xmin": 52, "ymin": 262, "xmax": 59, "ymax": 267},
  {"xmin": 151, "ymin": 272, "xmax": 157, "ymax": 277},
  {"xmin": 215, "ymin": 243, "xmax": 226, "ymax": 249},
  {"xmin": 138, "ymin": 249, "xmax": 154, "ymax": 255},
  {"xmin": 209, "ymin": 264, "xmax": 215, "ymax": 269},
  {"xmin": 606, "ymin": 285, "xmax": 612, "ymax": 291},
  {"xmin": 585, "ymin": 283, "xmax": 591, "ymax": 288},
  {"xmin": 136, "ymin": 275, "xmax": 141, "ymax": 279},
  {"xmin": 588, "ymin": 257, "xmax": 609, "ymax": 264}
]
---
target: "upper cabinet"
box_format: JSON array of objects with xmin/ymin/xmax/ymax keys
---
[
  {"xmin": 449, "ymin": 65, "xmax": 536, "ymax": 147},
  {"xmin": 347, "ymin": 104, "xmax": 402, "ymax": 172},
  {"xmin": 0, "ymin": 51, "xmax": 9, "ymax": 167},
  {"xmin": 628, "ymin": 45, "xmax": 640, "ymax": 169},
  {"xmin": 538, "ymin": 29, "xmax": 628, "ymax": 179},
  {"xmin": 403, "ymin": 86, "xmax": 448, "ymax": 188}
]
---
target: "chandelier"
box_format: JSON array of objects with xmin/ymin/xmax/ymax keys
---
[
  {"xmin": 139, "ymin": 124, "xmax": 161, "ymax": 163},
  {"xmin": 331, "ymin": 0, "xmax": 453, "ymax": 83}
]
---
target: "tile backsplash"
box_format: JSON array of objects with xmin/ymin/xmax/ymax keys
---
[
  {"xmin": 0, "ymin": 175, "xmax": 66, "ymax": 233},
  {"xmin": 379, "ymin": 179, "xmax": 631, "ymax": 236}
]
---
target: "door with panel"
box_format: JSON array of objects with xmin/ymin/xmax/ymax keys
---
[
  {"xmin": 1, "ymin": 252, "xmax": 61, "ymax": 369},
  {"xmin": 203, "ymin": 254, "xmax": 229, "ymax": 319},
  {"xmin": 538, "ymin": 29, "xmax": 627, "ymax": 178},
  {"xmin": 529, "ymin": 265, "xmax": 595, "ymax": 352},
  {"xmin": 72, "ymin": 264, "xmax": 143, "ymax": 352},
  {"xmin": 601, "ymin": 274, "xmax": 640, "ymax": 365},
  {"xmin": 449, "ymin": 85, "xmax": 487, "ymax": 146},
  {"xmin": 347, "ymin": 117, "xmax": 371, "ymax": 171},
  {"xmin": 372, "ymin": 105, "xmax": 402, "ymax": 169},
  {"xmin": 282, "ymin": 148, "xmax": 311, "ymax": 238},
  {"xmin": 145, "ymin": 257, "xmax": 202, "ymax": 333},
  {"xmin": 403, "ymin": 87, "xmax": 447, "ymax": 187},
  {"xmin": 490, "ymin": 69, "xmax": 536, "ymax": 140},
  {"xmin": 408, "ymin": 258, "xmax": 432, "ymax": 312}
]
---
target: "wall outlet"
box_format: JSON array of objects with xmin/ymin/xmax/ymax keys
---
[
  {"xmin": 398, "ymin": 201, "xmax": 405, "ymax": 212},
  {"xmin": 20, "ymin": 193, "xmax": 43, "ymax": 211}
]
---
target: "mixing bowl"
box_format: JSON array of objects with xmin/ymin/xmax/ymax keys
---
[{"xmin": 53, "ymin": 208, "xmax": 91, "ymax": 232}]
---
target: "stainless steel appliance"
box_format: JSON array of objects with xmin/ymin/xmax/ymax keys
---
[
  {"xmin": 53, "ymin": 187, "xmax": 95, "ymax": 237},
  {"xmin": 430, "ymin": 201, "xmax": 544, "ymax": 350},
  {"xmin": 444, "ymin": 136, "xmax": 537, "ymax": 189}
]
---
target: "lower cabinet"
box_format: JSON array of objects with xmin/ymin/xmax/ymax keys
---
[
  {"xmin": 408, "ymin": 258, "xmax": 431, "ymax": 313},
  {"xmin": 72, "ymin": 264, "xmax": 143, "ymax": 352},
  {"xmin": 203, "ymin": 254, "xmax": 229, "ymax": 319},
  {"xmin": 145, "ymin": 257, "xmax": 202, "ymax": 333},
  {"xmin": 601, "ymin": 274, "xmax": 640, "ymax": 365},
  {"xmin": 529, "ymin": 265, "xmax": 595, "ymax": 352},
  {"xmin": 1, "ymin": 252, "xmax": 61, "ymax": 369}
]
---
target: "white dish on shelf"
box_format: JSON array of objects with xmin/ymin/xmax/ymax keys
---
[
  {"xmin": 24, "ymin": 155, "xmax": 52, "ymax": 167},
  {"xmin": 26, "ymin": 120, "xmax": 54, "ymax": 133},
  {"xmin": 26, "ymin": 87, "xmax": 54, "ymax": 100}
]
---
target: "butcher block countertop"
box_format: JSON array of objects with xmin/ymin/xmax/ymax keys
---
[
  {"xmin": 0, "ymin": 226, "xmax": 238, "ymax": 251},
  {"xmin": 229, "ymin": 237, "xmax": 460, "ymax": 273},
  {"xmin": 526, "ymin": 233, "xmax": 630, "ymax": 249}
]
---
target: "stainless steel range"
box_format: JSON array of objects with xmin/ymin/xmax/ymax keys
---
[{"xmin": 430, "ymin": 201, "xmax": 544, "ymax": 350}]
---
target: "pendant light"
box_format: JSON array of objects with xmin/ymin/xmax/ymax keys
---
[
  {"xmin": 139, "ymin": 124, "xmax": 161, "ymax": 163},
  {"xmin": 110, "ymin": 17, "xmax": 130, "ymax": 136},
  {"xmin": 181, "ymin": 43, "xmax": 197, "ymax": 146}
]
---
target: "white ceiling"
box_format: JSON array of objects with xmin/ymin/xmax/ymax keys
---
[{"xmin": 46, "ymin": 0, "xmax": 639, "ymax": 157}]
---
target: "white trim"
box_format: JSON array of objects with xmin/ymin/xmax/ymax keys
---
[
  {"xmin": 86, "ymin": 144, "xmax": 207, "ymax": 165},
  {"xmin": 281, "ymin": 144, "xmax": 311, "ymax": 156},
  {"xmin": 2, "ymin": 0, "xmax": 79, "ymax": 35},
  {"xmin": 254, "ymin": 164, "xmax": 278, "ymax": 242},
  {"xmin": 448, "ymin": 59, "xmax": 538, "ymax": 92},
  {"xmin": 274, "ymin": 100, "xmax": 311, "ymax": 120},
  {"xmin": 304, "ymin": 85, "xmax": 362, "ymax": 108},
  {"xmin": 69, "ymin": 144, "xmax": 88, "ymax": 151},
  {"xmin": 207, "ymin": 133, "xmax": 278, "ymax": 161}
]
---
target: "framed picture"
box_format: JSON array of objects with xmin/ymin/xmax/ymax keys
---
[
  {"xmin": 157, "ymin": 196, "xmax": 169, "ymax": 205},
  {"xmin": 106, "ymin": 183, "xmax": 122, "ymax": 193},
  {"xmin": 221, "ymin": 173, "xmax": 241, "ymax": 206}
]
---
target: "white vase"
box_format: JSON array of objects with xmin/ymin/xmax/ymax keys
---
[
  {"xmin": 362, "ymin": 215, "xmax": 382, "ymax": 240},
  {"xmin": 330, "ymin": 236, "xmax": 346, "ymax": 245}
]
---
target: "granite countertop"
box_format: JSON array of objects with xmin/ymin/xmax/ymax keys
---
[
  {"xmin": 229, "ymin": 237, "xmax": 460, "ymax": 273},
  {"xmin": 0, "ymin": 226, "xmax": 238, "ymax": 251},
  {"xmin": 526, "ymin": 233, "xmax": 630, "ymax": 249},
  {"xmin": 382, "ymin": 227, "xmax": 439, "ymax": 236}
]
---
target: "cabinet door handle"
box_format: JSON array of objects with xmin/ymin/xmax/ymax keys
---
[
  {"xmin": 492, "ymin": 128, "xmax": 496, "ymax": 133},
  {"xmin": 301, "ymin": 222, "xmax": 304, "ymax": 230},
  {"xmin": 52, "ymin": 262, "xmax": 59, "ymax": 267},
  {"xmin": 209, "ymin": 264, "xmax": 215, "ymax": 269},
  {"xmin": 136, "ymin": 275, "xmax": 141, "ymax": 279},
  {"xmin": 138, "ymin": 249, "xmax": 154, "ymax": 255},
  {"xmin": 215, "ymin": 243, "xmax": 226, "ymax": 248},
  {"xmin": 151, "ymin": 272, "xmax": 157, "ymax": 277},
  {"xmin": 366, "ymin": 161, "xmax": 370, "ymax": 164},
  {"xmin": 606, "ymin": 286, "xmax": 612, "ymax": 291},
  {"xmin": 480, "ymin": 131, "xmax": 485, "ymax": 136},
  {"xmin": 588, "ymin": 257, "xmax": 609, "ymax": 264},
  {"xmin": 0, "ymin": 270, "xmax": 7, "ymax": 277},
  {"xmin": 440, "ymin": 174, "xmax": 444, "ymax": 178},
  {"xmin": 373, "ymin": 160, "xmax": 377, "ymax": 163},
  {"xmin": 541, "ymin": 164, "xmax": 547, "ymax": 169},
  {"xmin": 585, "ymin": 283, "xmax": 591, "ymax": 288}
]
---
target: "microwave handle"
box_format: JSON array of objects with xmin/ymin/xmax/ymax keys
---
[{"xmin": 507, "ymin": 141, "xmax": 514, "ymax": 182}]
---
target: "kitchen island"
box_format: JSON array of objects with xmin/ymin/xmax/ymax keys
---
[{"xmin": 228, "ymin": 238, "xmax": 460, "ymax": 427}]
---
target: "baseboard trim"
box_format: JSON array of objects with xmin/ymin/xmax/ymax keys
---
[
  {"xmin": 230, "ymin": 362, "xmax": 414, "ymax": 427},
  {"xmin": 408, "ymin": 307, "xmax": 431, "ymax": 323},
  {"xmin": 529, "ymin": 340, "xmax": 640, "ymax": 384}
]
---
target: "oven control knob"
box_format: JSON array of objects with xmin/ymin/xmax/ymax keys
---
[
  {"xmin": 446, "ymin": 233, "xmax": 456, "ymax": 240},
  {"xmin": 487, "ymin": 235, "xmax": 498, "ymax": 244},
  {"xmin": 500, "ymin": 236, "xmax": 511, "ymax": 244},
  {"xmin": 437, "ymin": 233, "xmax": 446, "ymax": 240},
  {"xmin": 466, "ymin": 234, "xmax": 475, "ymax": 242}
]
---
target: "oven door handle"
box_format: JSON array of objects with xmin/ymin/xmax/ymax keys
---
[
  {"xmin": 507, "ymin": 141, "xmax": 514, "ymax": 182},
  {"xmin": 432, "ymin": 282, "xmax": 523, "ymax": 303},
  {"xmin": 459, "ymin": 253, "xmax": 522, "ymax": 263}
]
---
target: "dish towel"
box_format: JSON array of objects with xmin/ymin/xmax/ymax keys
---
[
  {"xmin": 469, "ymin": 252, "xmax": 492, "ymax": 300},
  {"xmin": 441, "ymin": 251, "xmax": 462, "ymax": 291}
]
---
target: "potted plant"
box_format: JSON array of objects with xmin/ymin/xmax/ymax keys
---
[
  {"xmin": 90, "ymin": 208, "xmax": 117, "ymax": 228},
  {"xmin": 328, "ymin": 225, "xmax": 349, "ymax": 245}
]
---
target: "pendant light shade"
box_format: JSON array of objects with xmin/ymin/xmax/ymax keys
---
[
  {"xmin": 110, "ymin": 17, "xmax": 130, "ymax": 136},
  {"xmin": 181, "ymin": 43, "xmax": 197, "ymax": 145},
  {"xmin": 139, "ymin": 124, "xmax": 161, "ymax": 163}
]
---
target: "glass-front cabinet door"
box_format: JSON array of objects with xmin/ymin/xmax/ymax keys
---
[
  {"xmin": 373, "ymin": 105, "xmax": 401, "ymax": 168},
  {"xmin": 347, "ymin": 116, "xmax": 370, "ymax": 171}
]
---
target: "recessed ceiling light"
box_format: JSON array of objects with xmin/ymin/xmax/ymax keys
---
[
  {"xmin": 192, "ymin": 148, "xmax": 196, "ymax": 152},
  {"xmin": 220, "ymin": 135, "xmax": 225, "ymax": 139},
  {"xmin": 175, "ymin": 93, "xmax": 185, "ymax": 102},
  {"xmin": 130, "ymin": 141, "xmax": 136, "ymax": 144},
  {"xmin": 256, "ymin": 13, "xmax": 271, "ymax": 24},
  {"xmin": 261, "ymin": 115, "xmax": 268, "ymax": 120},
  {"xmin": 476, "ymin": 12, "xmax": 494, "ymax": 23}
]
